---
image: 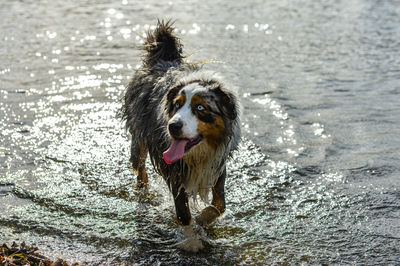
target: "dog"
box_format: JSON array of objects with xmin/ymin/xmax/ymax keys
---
[{"xmin": 121, "ymin": 21, "xmax": 241, "ymax": 252}]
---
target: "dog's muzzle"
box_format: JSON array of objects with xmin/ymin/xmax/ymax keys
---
[{"xmin": 168, "ymin": 121, "xmax": 183, "ymax": 138}]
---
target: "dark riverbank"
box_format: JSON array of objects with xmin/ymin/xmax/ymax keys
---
[{"xmin": 1, "ymin": 242, "xmax": 70, "ymax": 265}]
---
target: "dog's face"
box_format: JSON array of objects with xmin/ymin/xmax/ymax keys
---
[{"xmin": 162, "ymin": 81, "xmax": 237, "ymax": 164}]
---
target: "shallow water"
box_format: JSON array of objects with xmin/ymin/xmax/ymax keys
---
[{"xmin": 1, "ymin": 0, "xmax": 400, "ymax": 264}]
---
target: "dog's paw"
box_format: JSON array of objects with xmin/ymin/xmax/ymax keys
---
[
  {"xmin": 195, "ymin": 206, "xmax": 221, "ymax": 226},
  {"xmin": 177, "ymin": 237, "xmax": 204, "ymax": 252},
  {"xmin": 177, "ymin": 224, "xmax": 206, "ymax": 252}
]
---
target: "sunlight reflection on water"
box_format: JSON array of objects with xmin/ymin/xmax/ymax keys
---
[{"xmin": 1, "ymin": 0, "xmax": 399, "ymax": 264}]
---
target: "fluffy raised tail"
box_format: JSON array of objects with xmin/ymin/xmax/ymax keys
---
[{"xmin": 143, "ymin": 20, "xmax": 183, "ymax": 68}]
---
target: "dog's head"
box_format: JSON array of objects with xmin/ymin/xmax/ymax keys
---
[{"xmin": 162, "ymin": 80, "xmax": 238, "ymax": 164}]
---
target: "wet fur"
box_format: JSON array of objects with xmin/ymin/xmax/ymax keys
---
[{"xmin": 121, "ymin": 21, "xmax": 240, "ymax": 251}]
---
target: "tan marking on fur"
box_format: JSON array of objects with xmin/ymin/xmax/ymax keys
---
[
  {"xmin": 131, "ymin": 166, "xmax": 138, "ymax": 176},
  {"xmin": 197, "ymin": 116, "xmax": 226, "ymax": 148},
  {"xmin": 190, "ymin": 95, "xmax": 226, "ymax": 147},
  {"xmin": 211, "ymin": 191, "xmax": 225, "ymax": 213},
  {"xmin": 191, "ymin": 95, "xmax": 207, "ymax": 109},
  {"xmin": 173, "ymin": 94, "xmax": 185, "ymax": 108},
  {"xmin": 191, "ymin": 95, "xmax": 226, "ymax": 147}
]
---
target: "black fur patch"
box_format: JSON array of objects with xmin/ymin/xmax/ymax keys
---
[
  {"xmin": 212, "ymin": 86, "xmax": 238, "ymax": 121},
  {"xmin": 197, "ymin": 111, "xmax": 215, "ymax": 123},
  {"xmin": 143, "ymin": 20, "xmax": 183, "ymax": 68},
  {"xmin": 166, "ymin": 86, "xmax": 183, "ymax": 114}
]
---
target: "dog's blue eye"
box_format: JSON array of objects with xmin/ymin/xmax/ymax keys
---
[
  {"xmin": 196, "ymin": 105, "xmax": 205, "ymax": 111},
  {"xmin": 175, "ymin": 102, "xmax": 180, "ymax": 109}
]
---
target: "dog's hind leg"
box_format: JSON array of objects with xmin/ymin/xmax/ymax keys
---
[
  {"xmin": 195, "ymin": 167, "xmax": 226, "ymax": 226},
  {"xmin": 130, "ymin": 141, "xmax": 148, "ymax": 189}
]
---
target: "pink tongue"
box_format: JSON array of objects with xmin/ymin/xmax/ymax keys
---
[{"xmin": 163, "ymin": 139, "xmax": 189, "ymax": 164}]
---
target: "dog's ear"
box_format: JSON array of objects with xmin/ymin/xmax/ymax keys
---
[{"xmin": 213, "ymin": 86, "xmax": 238, "ymax": 120}]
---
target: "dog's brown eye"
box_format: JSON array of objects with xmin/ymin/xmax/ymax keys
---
[{"xmin": 196, "ymin": 104, "xmax": 205, "ymax": 111}]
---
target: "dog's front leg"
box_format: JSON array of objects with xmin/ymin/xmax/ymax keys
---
[
  {"xmin": 172, "ymin": 185, "xmax": 204, "ymax": 252},
  {"xmin": 196, "ymin": 167, "xmax": 226, "ymax": 226}
]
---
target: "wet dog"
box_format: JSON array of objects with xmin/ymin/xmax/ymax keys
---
[{"xmin": 121, "ymin": 21, "xmax": 240, "ymax": 252}]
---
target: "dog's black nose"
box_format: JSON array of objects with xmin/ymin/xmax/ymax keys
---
[{"xmin": 168, "ymin": 121, "xmax": 183, "ymax": 137}]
